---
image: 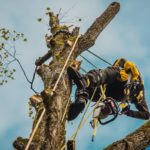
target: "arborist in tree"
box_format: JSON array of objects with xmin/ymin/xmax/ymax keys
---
[{"xmin": 67, "ymin": 58, "xmax": 150, "ymax": 121}]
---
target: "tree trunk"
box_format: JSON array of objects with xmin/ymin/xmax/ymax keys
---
[
  {"xmin": 104, "ymin": 120, "xmax": 150, "ymax": 150},
  {"xmin": 13, "ymin": 2, "xmax": 120, "ymax": 150}
]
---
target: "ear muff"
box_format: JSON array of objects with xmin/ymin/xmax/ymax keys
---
[{"xmin": 124, "ymin": 61, "xmax": 140, "ymax": 81}]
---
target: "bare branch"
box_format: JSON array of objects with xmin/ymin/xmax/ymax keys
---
[
  {"xmin": 78, "ymin": 2, "xmax": 120, "ymax": 54},
  {"xmin": 104, "ymin": 120, "xmax": 150, "ymax": 150}
]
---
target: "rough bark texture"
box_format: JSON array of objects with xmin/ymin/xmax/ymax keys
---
[
  {"xmin": 104, "ymin": 120, "xmax": 150, "ymax": 150},
  {"xmin": 13, "ymin": 2, "xmax": 120, "ymax": 150}
]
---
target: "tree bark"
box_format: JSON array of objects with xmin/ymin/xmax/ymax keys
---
[
  {"xmin": 13, "ymin": 2, "xmax": 120, "ymax": 150},
  {"xmin": 104, "ymin": 120, "xmax": 150, "ymax": 150}
]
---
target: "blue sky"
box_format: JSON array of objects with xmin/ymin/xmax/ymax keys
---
[{"xmin": 0, "ymin": 0, "xmax": 150, "ymax": 150}]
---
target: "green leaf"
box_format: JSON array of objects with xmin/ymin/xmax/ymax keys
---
[
  {"xmin": 13, "ymin": 69, "xmax": 16, "ymax": 72},
  {"xmin": 21, "ymin": 33, "xmax": 24, "ymax": 37},
  {"xmin": 46, "ymin": 7, "xmax": 50, "ymax": 11},
  {"xmin": 37, "ymin": 18, "xmax": 42, "ymax": 22},
  {"xmin": 23, "ymin": 38, "xmax": 27, "ymax": 42},
  {"xmin": 4, "ymin": 70, "xmax": 8, "ymax": 74}
]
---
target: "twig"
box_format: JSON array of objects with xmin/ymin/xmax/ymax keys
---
[{"xmin": 3, "ymin": 47, "xmax": 38, "ymax": 93}]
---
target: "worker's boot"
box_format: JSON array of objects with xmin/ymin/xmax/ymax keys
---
[
  {"xmin": 67, "ymin": 66, "xmax": 88, "ymax": 89},
  {"xmin": 68, "ymin": 89, "xmax": 89, "ymax": 121}
]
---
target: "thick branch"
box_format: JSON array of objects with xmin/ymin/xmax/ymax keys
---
[
  {"xmin": 104, "ymin": 120, "xmax": 150, "ymax": 150},
  {"xmin": 78, "ymin": 2, "xmax": 120, "ymax": 54}
]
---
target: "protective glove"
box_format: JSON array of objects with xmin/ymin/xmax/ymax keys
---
[{"xmin": 121, "ymin": 105, "xmax": 130, "ymax": 115}]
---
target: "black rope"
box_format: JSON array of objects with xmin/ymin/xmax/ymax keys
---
[
  {"xmin": 80, "ymin": 55, "xmax": 97, "ymax": 69},
  {"xmin": 80, "ymin": 67, "xmax": 87, "ymax": 73},
  {"xmin": 86, "ymin": 49, "xmax": 112, "ymax": 66}
]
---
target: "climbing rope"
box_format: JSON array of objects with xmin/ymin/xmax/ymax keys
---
[
  {"xmin": 86, "ymin": 49, "xmax": 112, "ymax": 66},
  {"xmin": 71, "ymin": 85, "xmax": 106, "ymax": 141},
  {"xmin": 60, "ymin": 85, "xmax": 107, "ymax": 150},
  {"xmin": 52, "ymin": 35, "xmax": 80, "ymax": 94},
  {"xmin": 80, "ymin": 54, "xmax": 97, "ymax": 69},
  {"xmin": 71, "ymin": 87, "xmax": 98, "ymax": 140},
  {"xmin": 25, "ymin": 34, "xmax": 80, "ymax": 150}
]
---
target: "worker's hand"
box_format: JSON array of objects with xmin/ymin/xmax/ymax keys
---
[
  {"xmin": 120, "ymin": 69, "xmax": 129, "ymax": 81},
  {"xmin": 121, "ymin": 105, "xmax": 130, "ymax": 115}
]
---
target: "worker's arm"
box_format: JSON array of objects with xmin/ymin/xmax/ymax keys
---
[
  {"xmin": 125, "ymin": 98, "xmax": 150, "ymax": 120},
  {"xmin": 122, "ymin": 86, "xmax": 150, "ymax": 120}
]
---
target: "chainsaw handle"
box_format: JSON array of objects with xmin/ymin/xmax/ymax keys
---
[
  {"xmin": 98, "ymin": 97, "xmax": 119, "ymax": 125},
  {"xmin": 99, "ymin": 113, "xmax": 118, "ymax": 125}
]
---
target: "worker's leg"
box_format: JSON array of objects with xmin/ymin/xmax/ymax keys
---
[
  {"xmin": 67, "ymin": 66, "xmax": 88, "ymax": 89},
  {"xmin": 86, "ymin": 67, "xmax": 120, "ymax": 87},
  {"xmin": 67, "ymin": 66, "xmax": 89, "ymax": 121},
  {"xmin": 67, "ymin": 66, "xmax": 120, "ymax": 121},
  {"xmin": 68, "ymin": 89, "xmax": 89, "ymax": 121},
  {"xmin": 67, "ymin": 66, "xmax": 120, "ymax": 89}
]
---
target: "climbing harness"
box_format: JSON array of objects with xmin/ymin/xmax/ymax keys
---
[{"xmin": 25, "ymin": 34, "xmax": 80, "ymax": 150}]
